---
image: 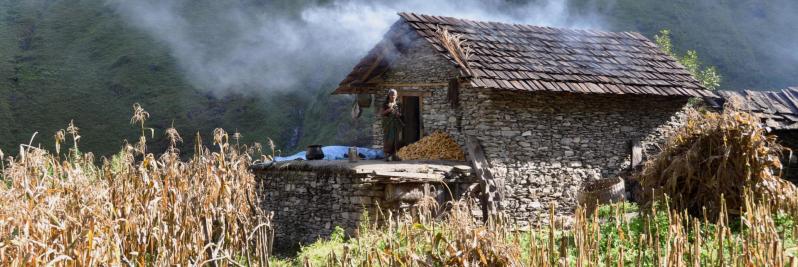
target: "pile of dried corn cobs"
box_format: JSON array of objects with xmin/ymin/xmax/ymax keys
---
[{"xmin": 397, "ymin": 131, "xmax": 466, "ymax": 161}]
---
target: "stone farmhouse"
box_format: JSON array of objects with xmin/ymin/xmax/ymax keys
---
[
  {"xmin": 254, "ymin": 12, "xmax": 713, "ymax": 250},
  {"xmin": 334, "ymin": 13, "xmax": 711, "ymax": 217}
]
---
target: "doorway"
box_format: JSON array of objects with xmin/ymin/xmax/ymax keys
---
[{"xmin": 401, "ymin": 96, "xmax": 421, "ymax": 147}]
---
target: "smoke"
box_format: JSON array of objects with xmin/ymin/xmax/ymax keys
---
[{"xmin": 107, "ymin": 0, "xmax": 608, "ymax": 95}]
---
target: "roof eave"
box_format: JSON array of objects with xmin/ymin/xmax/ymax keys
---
[{"xmin": 466, "ymin": 83, "xmax": 712, "ymax": 98}]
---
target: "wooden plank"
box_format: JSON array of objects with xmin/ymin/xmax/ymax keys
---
[
  {"xmin": 358, "ymin": 43, "xmax": 390, "ymax": 83},
  {"xmin": 371, "ymin": 171, "xmax": 444, "ymax": 182},
  {"xmin": 779, "ymin": 89, "xmax": 798, "ymax": 114},
  {"xmin": 381, "ymin": 82, "xmax": 448, "ymax": 87},
  {"xmin": 334, "ymin": 86, "xmax": 437, "ymax": 96},
  {"xmin": 465, "ymin": 136, "xmax": 503, "ymax": 221},
  {"xmin": 767, "ymin": 92, "xmax": 793, "ymax": 114},
  {"xmin": 396, "ymin": 91, "xmax": 432, "ymax": 97}
]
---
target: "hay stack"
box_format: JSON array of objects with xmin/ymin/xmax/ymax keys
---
[
  {"xmin": 397, "ymin": 132, "xmax": 466, "ymax": 161},
  {"xmin": 434, "ymin": 26, "xmax": 472, "ymax": 76},
  {"xmin": 637, "ymin": 106, "xmax": 797, "ymax": 219}
]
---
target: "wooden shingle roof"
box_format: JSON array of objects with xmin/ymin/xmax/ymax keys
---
[
  {"xmin": 713, "ymin": 87, "xmax": 798, "ymax": 130},
  {"xmin": 335, "ymin": 12, "xmax": 713, "ymax": 97}
]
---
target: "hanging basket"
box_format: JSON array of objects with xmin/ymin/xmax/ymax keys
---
[{"xmin": 356, "ymin": 94, "xmax": 372, "ymax": 108}]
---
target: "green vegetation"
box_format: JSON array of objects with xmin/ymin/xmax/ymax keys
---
[
  {"xmin": 655, "ymin": 29, "xmax": 722, "ymax": 90},
  {"xmin": 0, "ymin": 0, "xmax": 348, "ymax": 156},
  {"xmin": 271, "ymin": 200, "xmax": 798, "ymax": 266},
  {"xmin": 588, "ymin": 0, "xmax": 798, "ymax": 90}
]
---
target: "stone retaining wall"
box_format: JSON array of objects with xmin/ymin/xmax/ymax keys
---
[
  {"xmin": 255, "ymin": 169, "xmax": 383, "ymax": 252},
  {"xmin": 253, "ymin": 161, "xmax": 477, "ymax": 252}
]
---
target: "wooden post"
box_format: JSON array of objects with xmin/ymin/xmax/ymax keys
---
[
  {"xmin": 447, "ymin": 78, "xmax": 460, "ymax": 108},
  {"xmin": 465, "ymin": 135, "xmax": 503, "ymax": 222},
  {"xmin": 631, "ymin": 139, "xmax": 643, "ymax": 168}
]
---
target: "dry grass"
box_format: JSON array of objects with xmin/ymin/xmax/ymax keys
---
[
  {"xmin": 297, "ymin": 193, "xmax": 798, "ymax": 266},
  {"xmin": 434, "ymin": 26, "xmax": 473, "ymax": 77},
  {"xmin": 637, "ymin": 104, "xmax": 798, "ymax": 219},
  {"xmin": 0, "ymin": 104, "xmax": 273, "ymax": 266}
]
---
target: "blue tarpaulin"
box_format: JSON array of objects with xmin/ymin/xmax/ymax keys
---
[{"xmin": 273, "ymin": 146, "xmax": 384, "ymax": 161}]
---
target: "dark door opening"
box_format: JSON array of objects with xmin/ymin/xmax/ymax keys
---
[{"xmin": 401, "ymin": 96, "xmax": 421, "ymax": 148}]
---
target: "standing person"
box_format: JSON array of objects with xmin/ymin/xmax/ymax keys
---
[{"xmin": 381, "ymin": 89, "xmax": 403, "ymax": 161}]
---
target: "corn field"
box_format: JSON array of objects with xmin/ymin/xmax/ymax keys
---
[
  {"xmin": 0, "ymin": 104, "xmax": 274, "ymax": 266},
  {"xmin": 292, "ymin": 194, "xmax": 798, "ymax": 267}
]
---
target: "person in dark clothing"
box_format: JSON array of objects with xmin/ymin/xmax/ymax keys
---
[{"xmin": 381, "ymin": 89, "xmax": 403, "ymax": 161}]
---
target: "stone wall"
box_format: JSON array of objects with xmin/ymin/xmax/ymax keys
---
[
  {"xmin": 255, "ymin": 169, "xmax": 383, "ymax": 252},
  {"xmin": 458, "ymin": 88, "xmax": 689, "ymax": 223},
  {"xmin": 253, "ymin": 160, "xmax": 476, "ymax": 252},
  {"xmin": 379, "ymin": 35, "xmax": 461, "ymax": 84}
]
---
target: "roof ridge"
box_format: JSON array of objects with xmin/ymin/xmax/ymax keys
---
[
  {"xmin": 335, "ymin": 12, "xmax": 710, "ymax": 97},
  {"xmin": 398, "ymin": 11, "xmax": 642, "ymax": 38}
]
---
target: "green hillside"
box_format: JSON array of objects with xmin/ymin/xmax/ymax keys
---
[
  {"xmin": 0, "ymin": 0, "xmax": 319, "ymax": 156},
  {"xmin": 590, "ymin": 0, "xmax": 798, "ymax": 90},
  {"xmin": 0, "ymin": 0, "xmax": 796, "ymax": 157}
]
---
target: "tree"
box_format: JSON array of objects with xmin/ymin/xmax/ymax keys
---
[{"xmin": 655, "ymin": 29, "xmax": 721, "ymax": 90}]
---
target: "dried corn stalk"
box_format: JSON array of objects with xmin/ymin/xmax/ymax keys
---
[
  {"xmin": 434, "ymin": 26, "xmax": 473, "ymax": 77},
  {"xmin": 637, "ymin": 104, "xmax": 798, "ymax": 219},
  {"xmin": 397, "ymin": 131, "xmax": 465, "ymax": 161}
]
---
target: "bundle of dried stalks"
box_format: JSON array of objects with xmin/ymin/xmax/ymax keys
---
[
  {"xmin": 397, "ymin": 131, "xmax": 466, "ymax": 161},
  {"xmin": 637, "ymin": 104, "xmax": 798, "ymax": 219},
  {"xmin": 434, "ymin": 26, "xmax": 473, "ymax": 76}
]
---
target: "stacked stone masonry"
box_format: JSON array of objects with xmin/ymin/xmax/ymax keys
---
[
  {"xmin": 254, "ymin": 161, "xmax": 477, "ymax": 252},
  {"xmin": 256, "ymin": 169, "xmax": 384, "ymax": 252},
  {"xmin": 458, "ymin": 88, "xmax": 688, "ymax": 222}
]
